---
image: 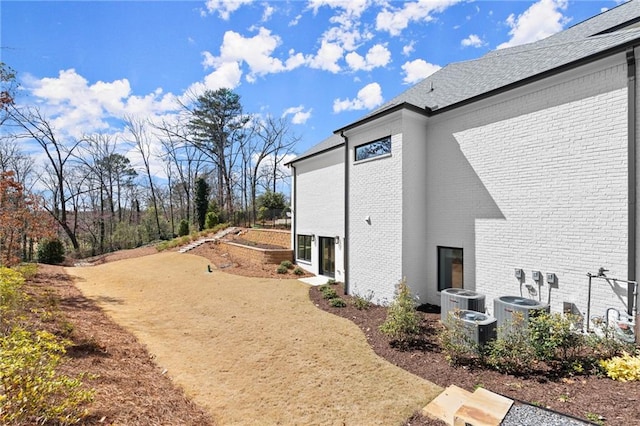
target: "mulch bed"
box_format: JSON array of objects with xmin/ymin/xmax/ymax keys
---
[{"xmin": 308, "ymin": 283, "xmax": 640, "ymax": 426}]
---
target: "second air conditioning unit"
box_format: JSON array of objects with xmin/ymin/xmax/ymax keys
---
[
  {"xmin": 494, "ymin": 296, "xmax": 550, "ymax": 337},
  {"xmin": 440, "ymin": 288, "xmax": 486, "ymax": 322}
]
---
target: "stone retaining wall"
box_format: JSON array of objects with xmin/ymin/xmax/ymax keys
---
[
  {"xmin": 238, "ymin": 228, "xmax": 290, "ymax": 248},
  {"xmin": 221, "ymin": 241, "xmax": 293, "ymax": 266}
]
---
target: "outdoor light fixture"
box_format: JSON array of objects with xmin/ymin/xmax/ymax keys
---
[
  {"xmin": 365, "ymin": 215, "xmax": 371, "ymax": 224},
  {"xmin": 311, "ymin": 234, "xmax": 315, "ymax": 242},
  {"xmin": 335, "ymin": 236, "xmax": 340, "ymax": 244}
]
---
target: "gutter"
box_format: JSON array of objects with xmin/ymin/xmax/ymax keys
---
[
  {"xmin": 627, "ymin": 47, "xmax": 637, "ymax": 314},
  {"xmin": 341, "ymin": 131, "xmax": 349, "ymax": 294}
]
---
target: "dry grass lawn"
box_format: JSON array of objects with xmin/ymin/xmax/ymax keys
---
[{"xmin": 67, "ymin": 252, "xmax": 441, "ymax": 425}]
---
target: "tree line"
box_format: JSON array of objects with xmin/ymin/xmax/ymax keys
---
[{"xmin": 0, "ymin": 62, "xmax": 295, "ymax": 262}]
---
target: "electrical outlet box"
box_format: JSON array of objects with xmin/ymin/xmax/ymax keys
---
[
  {"xmin": 532, "ymin": 271, "xmax": 541, "ymax": 282},
  {"xmin": 546, "ymin": 273, "xmax": 556, "ymax": 285},
  {"xmin": 514, "ymin": 268, "xmax": 523, "ymax": 279}
]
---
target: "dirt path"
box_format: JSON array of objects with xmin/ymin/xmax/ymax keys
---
[{"xmin": 67, "ymin": 252, "xmax": 441, "ymax": 425}]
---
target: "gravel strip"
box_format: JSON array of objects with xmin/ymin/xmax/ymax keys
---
[{"xmin": 502, "ymin": 403, "xmax": 593, "ymax": 425}]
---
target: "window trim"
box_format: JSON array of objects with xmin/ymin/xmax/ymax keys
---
[
  {"xmin": 296, "ymin": 234, "xmax": 312, "ymax": 262},
  {"xmin": 437, "ymin": 246, "xmax": 464, "ymax": 292},
  {"xmin": 354, "ymin": 136, "xmax": 392, "ymax": 162}
]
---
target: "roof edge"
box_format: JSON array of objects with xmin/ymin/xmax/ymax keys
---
[{"xmin": 333, "ymin": 102, "xmax": 428, "ymax": 135}]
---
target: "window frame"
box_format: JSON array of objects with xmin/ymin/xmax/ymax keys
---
[
  {"xmin": 437, "ymin": 246, "xmax": 464, "ymax": 291},
  {"xmin": 354, "ymin": 136, "xmax": 392, "ymax": 162},
  {"xmin": 296, "ymin": 234, "xmax": 312, "ymax": 262}
]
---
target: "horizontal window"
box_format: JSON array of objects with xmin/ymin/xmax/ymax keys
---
[
  {"xmin": 297, "ymin": 234, "xmax": 312, "ymax": 262},
  {"xmin": 355, "ymin": 136, "xmax": 391, "ymax": 162}
]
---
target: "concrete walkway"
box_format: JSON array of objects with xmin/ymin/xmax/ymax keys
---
[{"xmin": 67, "ymin": 252, "xmax": 441, "ymax": 425}]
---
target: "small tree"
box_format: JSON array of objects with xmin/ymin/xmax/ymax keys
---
[
  {"xmin": 194, "ymin": 177, "xmax": 210, "ymax": 231},
  {"xmin": 379, "ymin": 279, "xmax": 420, "ymax": 346},
  {"xmin": 36, "ymin": 239, "xmax": 65, "ymax": 265},
  {"xmin": 177, "ymin": 219, "xmax": 190, "ymax": 237}
]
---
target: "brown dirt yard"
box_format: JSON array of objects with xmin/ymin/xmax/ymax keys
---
[{"xmin": 67, "ymin": 251, "xmax": 442, "ymax": 425}]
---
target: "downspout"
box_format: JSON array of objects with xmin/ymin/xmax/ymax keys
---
[
  {"xmin": 341, "ymin": 131, "xmax": 349, "ymax": 294},
  {"xmin": 627, "ymin": 48, "xmax": 637, "ymax": 330},
  {"xmin": 291, "ymin": 164, "xmax": 297, "ymax": 259}
]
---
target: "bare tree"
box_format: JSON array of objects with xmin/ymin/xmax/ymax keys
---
[
  {"xmin": 124, "ymin": 116, "xmax": 164, "ymax": 240},
  {"xmin": 7, "ymin": 105, "xmax": 83, "ymax": 251}
]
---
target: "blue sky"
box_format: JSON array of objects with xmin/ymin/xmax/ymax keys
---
[{"xmin": 1, "ymin": 0, "xmax": 624, "ymax": 164}]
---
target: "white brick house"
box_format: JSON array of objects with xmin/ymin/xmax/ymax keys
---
[{"xmin": 287, "ymin": 1, "xmax": 640, "ymax": 324}]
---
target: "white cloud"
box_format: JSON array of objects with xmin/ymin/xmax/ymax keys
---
[
  {"xmin": 283, "ymin": 105, "xmax": 312, "ymax": 124},
  {"xmin": 402, "ymin": 41, "xmax": 415, "ymax": 56},
  {"xmin": 261, "ymin": 3, "xmax": 275, "ymax": 21},
  {"xmin": 202, "ymin": 0, "xmax": 252, "ymax": 20},
  {"xmin": 308, "ymin": 40, "xmax": 344, "ymax": 73},
  {"xmin": 376, "ymin": 0, "xmax": 462, "ymax": 36},
  {"xmin": 497, "ymin": 0, "xmax": 569, "ymax": 49},
  {"xmin": 461, "ymin": 34, "xmax": 484, "ymax": 48},
  {"xmin": 333, "ymin": 82, "xmax": 383, "ymax": 112},
  {"xmin": 308, "ymin": 0, "xmax": 370, "ymax": 19},
  {"xmin": 401, "ymin": 59, "xmax": 440, "ymax": 84},
  {"xmin": 203, "ymin": 27, "xmax": 304, "ymax": 83},
  {"xmin": 345, "ymin": 44, "xmax": 391, "ymax": 71}
]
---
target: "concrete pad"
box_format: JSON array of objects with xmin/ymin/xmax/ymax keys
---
[{"xmin": 423, "ymin": 385, "xmax": 473, "ymax": 425}]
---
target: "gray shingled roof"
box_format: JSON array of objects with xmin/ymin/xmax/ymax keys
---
[{"xmin": 289, "ymin": 0, "xmax": 640, "ymax": 165}]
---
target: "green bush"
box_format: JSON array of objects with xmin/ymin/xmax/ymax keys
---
[
  {"xmin": 352, "ymin": 290, "xmax": 374, "ymax": 310},
  {"xmin": 0, "ymin": 328, "xmax": 94, "ymax": 425},
  {"xmin": 293, "ymin": 266, "xmax": 304, "ymax": 276},
  {"xmin": 329, "ymin": 298, "xmax": 346, "ymax": 307},
  {"xmin": 320, "ymin": 286, "xmax": 338, "ymax": 299},
  {"xmin": 379, "ymin": 279, "xmax": 420, "ymax": 344},
  {"xmin": 205, "ymin": 212, "xmax": 219, "ymax": 229},
  {"xmin": 439, "ymin": 310, "xmax": 482, "ymax": 365},
  {"xmin": 37, "ymin": 239, "xmax": 65, "ymax": 265},
  {"xmin": 528, "ymin": 312, "xmax": 584, "ymax": 363},
  {"xmin": 177, "ymin": 219, "xmax": 190, "ymax": 237},
  {"xmin": 280, "ymin": 260, "xmax": 293, "ymax": 269},
  {"xmin": 327, "ymin": 278, "xmax": 337, "ymax": 285},
  {"xmin": 276, "ymin": 264, "xmax": 288, "ymax": 274}
]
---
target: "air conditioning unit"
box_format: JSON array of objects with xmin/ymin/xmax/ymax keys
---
[
  {"xmin": 440, "ymin": 288, "xmax": 486, "ymax": 322},
  {"xmin": 450, "ymin": 310, "xmax": 497, "ymax": 347},
  {"xmin": 494, "ymin": 296, "xmax": 550, "ymax": 338}
]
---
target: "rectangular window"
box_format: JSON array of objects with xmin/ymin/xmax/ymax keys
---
[
  {"xmin": 297, "ymin": 234, "xmax": 312, "ymax": 262},
  {"xmin": 355, "ymin": 136, "xmax": 391, "ymax": 162},
  {"xmin": 438, "ymin": 247, "xmax": 463, "ymax": 291}
]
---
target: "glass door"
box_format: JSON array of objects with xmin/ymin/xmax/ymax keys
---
[{"xmin": 319, "ymin": 237, "xmax": 335, "ymax": 278}]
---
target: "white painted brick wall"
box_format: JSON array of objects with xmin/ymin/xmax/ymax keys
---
[
  {"xmin": 293, "ymin": 147, "xmax": 344, "ymax": 279},
  {"xmin": 349, "ymin": 131, "xmax": 403, "ymax": 304},
  {"xmin": 451, "ymin": 60, "xmax": 629, "ymax": 322}
]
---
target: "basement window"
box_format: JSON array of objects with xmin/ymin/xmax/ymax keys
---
[
  {"xmin": 297, "ymin": 234, "xmax": 312, "ymax": 262},
  {"xmin": 438, "ymin": 247, "xmax": 463, "ymax": 291},
  {"xmin": 354, "ymin": 136, "xmax": 391, "ymax": 162}
]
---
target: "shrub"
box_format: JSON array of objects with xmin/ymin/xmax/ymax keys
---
[
  {"xmin": 37, "ymin": 239, "xmax": 65, "ymax": 265},
  {"xmin": 0, "ymin": 268, "xmax": 25, "ymax": 331},
  {"xmin": 600, "ymin": 351, "xmax": 640, "ymax": 382},
  {"xmin": 485, "ymin": 313, "xmax": 537, "ymax": 374},
  {"xmin": 0, "ymin": 328, "xmax": 94, "ymax": 425},
  {"xmin": 280, "ymin": 260, "xmax": 293, "ymax": 269},
  {"xmin": 352, "ymin": 290, "xmax": 374, "ymax": 310},
  {"xmin": 276, "ymin": 264, "xmax": 288, "ymax": 274},
  {"xmin": 379, "ymin": 279, "xmax": 420, "ymax": 344},
  {"xmin": 14, "ymin": 263, "xmax": 37, "ymax": 280},
  {"xmin": 205, "ymin": 212, "xmax": 219, "ymax": 229},
  {"xmin": 327, "ymin": 278, "xmax": 337, "ymax": 285},
  {"xmin": 329, "ymin": 298, "xmax": 346, "ymax": 307},
  {"xmin": 320, "ymin": 286, "xmax": 338, "ymax": 299},
  {"xmin": 528, "ymin": 312, "xmax": 584, "ymax": 363},
  {"xmin": 293, "ymin": 266, "xmax": 304, "ymax": 276},
  {"xmin": 177, "ymin": 219, "xmax": 190, "ymax": 237},
  {"xmin": 439, "ymin": 310, "xmax": 482, "ymax": 365}
]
